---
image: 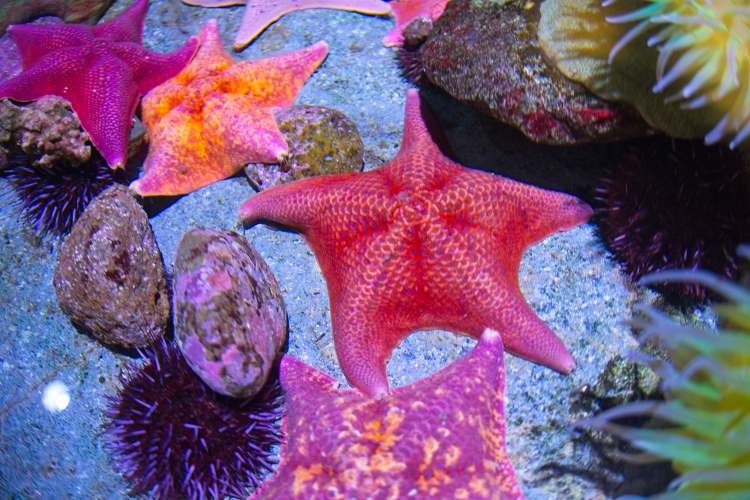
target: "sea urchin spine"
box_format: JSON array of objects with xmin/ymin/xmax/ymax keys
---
[{"xmin": 101, "ymin": 340, "xmax": 283, "ymax": 500}]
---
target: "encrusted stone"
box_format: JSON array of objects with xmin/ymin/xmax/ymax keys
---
[
  {"xmin": 0, "ymin": 95, "xmax": 146, "ymax": 168},
  {"xmin": 244, "ymin": 105, "xmax": 364, "ymax": 191},
  {"xmin": 0, "ymin": 0, "xmax": 113, "ymax": 35},
  {"xmin": 415, "ymin": 0, "xmax": 651, "ymax": 145},
  {"xmin": 173, "ymin": 228, "xmax": 287, "ymax": 399},
  {"xmin": 53, "ymin": 184, "xmax": 169, "ymax": 347}
]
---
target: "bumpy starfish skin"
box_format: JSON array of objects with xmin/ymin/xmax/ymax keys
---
[
  {"xmin": 382, "ymin": 0, "xmax": 448, "ymax": 46},
  {"xmin": 240, "ymin": 89, "xmax": 593, "ymax": 398},
  {"xmin": 251, "ymin": 328, "xmax": 525, "ymax": 500},
  {"xmin": 182, "ymin": 0, "xmax": 391, "ymax": 50},
  {"xmin": 129, "ymin": 20, "xmax": 326, "ymax": 196},
  {"xmin": 0, "ymin": 0, "xmax": 199, "ymax": 169}
]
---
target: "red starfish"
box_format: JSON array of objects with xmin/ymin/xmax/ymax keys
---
[
  {"xmin": 0, "ymin": 0, "xmax": 198, "ymax": 169},
  {"xmin": 240, "ymin": 89, "xmax": 593, "ymax": 398},
  {"xmin": 251, "ymin": 328, "xmax": 526, "ymax": 500}
]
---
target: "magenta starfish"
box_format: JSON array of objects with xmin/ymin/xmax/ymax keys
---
[
  {"xmin": 250, "ymin": 328, "xmax": 526, "ymax": 500},
  {"xmin": 0, "ymin": 0, "xmax": 199, "ymax": 169},
  {"xmin": 241, "ymin": 89, "xmax": 593, "ymax": 398}
]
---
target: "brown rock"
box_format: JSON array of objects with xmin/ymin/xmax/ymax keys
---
[
  {"xmin": 53, "ymin": 184, "xmax": 169, "ymax": 348},
  {"xmin": 413, "ymin": 0, "xmax": 651, "ymax": 145},
  {"xmin": 244, "ymin": 105, "xmax": 364, "ymax": 191}
]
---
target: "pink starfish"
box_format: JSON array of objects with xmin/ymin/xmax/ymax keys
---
[
  {"xmin": 0, "ymin": 0, "xmax": 199, "ymax": 169},
  {"xmin": 240, "ymin": 89, "xmax": 593, "ymax": 398},
  {"xmin": 182, "ymin": 0, "xmax": 392, "ymax": 51},
  {"xmin": 251, "ymin": 328, "xmax": 526, "ymax": 500},
  {"xmin": 382, "ymin": 0, "xmax": 448, "ymax": 46}
]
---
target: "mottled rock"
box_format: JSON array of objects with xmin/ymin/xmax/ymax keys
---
[
  {"xmin": 53, "ymin": 184, "xmax": 169, "ymax": 348},
  {"xmin": 0, "ymin": 0, "xmax": 113, "ymax": 35},
  {"xmin": 244, "ymin": 105, "xmax": 364, "ymax": 191},
  {"xmin": 413, "ymin": 0, "xmax": 651, "ymax": 145},
  {"xmin": 173, "ymin": 228, "xmax": 287, "ymax": 399},
  {"xmin": 0, "ymin": 95, "xmax": 146, "ymax": 168}
]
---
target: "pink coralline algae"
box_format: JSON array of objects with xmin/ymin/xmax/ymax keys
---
[
  {"xmin": 405, "ymin": 0, "xmax": 651, "ymax": 145},
  {"xmin": 173, "ymin": 228, "xmax": 287, "ymax": 399},
  {"xmin": 53, "ymin": 184, "xmax": 170, "ymax": 347},
  {"xmin": 244, "ymin": 105, "xmax": 364, "ymax": 191}
]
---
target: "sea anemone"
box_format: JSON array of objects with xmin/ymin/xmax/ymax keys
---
[
  {"xmin": 606, "ymin": 0, "xmax": 750, "ymax": 148},
  {"xmin": 0, "ymin": 150, "xmax": 123, "ymax": 235},
  {"xmin": 574, "ymin": 247, "xmax": 750, "ymax": 500},
  {"xmin": 596, "ymin": 137, "xmax": 750, "ymax": 302},
  {"xmin": 101, "ymin": 339, "xmax": 283, "ymax": 500}
]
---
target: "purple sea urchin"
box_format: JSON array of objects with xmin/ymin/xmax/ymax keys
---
[
  {"xmin": 606, "ymin": 0, "xmax": 750, "ymax": 148},
  {"xmin": 102, "ymin": 340, "xmax": 283, "ymax": 500},
  {"xmin": 596, "ymin": 137, "xmax": 750, "ymax": 302},
  {"xmin": 1, "ymin": 150, "xmax": 122, "ymax": 235}
]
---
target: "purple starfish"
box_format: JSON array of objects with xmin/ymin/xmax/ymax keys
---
[{"xmin": 0, "ymin": 0, "xmax": 199, "ymax": 169}]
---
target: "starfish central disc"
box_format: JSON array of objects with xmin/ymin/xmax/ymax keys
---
[{"xmin": 240, "ymin": 89, "xmax": 593, "ymax": 398}]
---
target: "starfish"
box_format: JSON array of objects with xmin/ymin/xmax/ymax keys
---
[
  {"xmin": 240, "ymin": 89, "xmax": 593, "ymax": 398},
  {"xmin": 0, "ymin": 0, "xmax": 198, "ymax": 169},
  {"xmin": 251, "ymin": 328, "xmax": 526, "ymax": 500},
  {"xmin": 382, "ymin": 0, "xmax": 448, "ymax": 47},
  {"xmin": 181, "ymin": 0, "xmax": 392, "ymax": 51},
  {"xmin": 129, "ymin": 20, "xmax": 327, "ymax": 197}
]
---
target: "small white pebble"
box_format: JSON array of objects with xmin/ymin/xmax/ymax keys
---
[{"xmin": 42, "ymin": 381, "xmax": 70, "ymax": 413}]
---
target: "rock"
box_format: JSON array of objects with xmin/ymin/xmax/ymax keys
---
[
  {"xmin": 412, "ymin": 0, "xmax": 651, "ymax": 145},
  {"xmin": 173, "ymin": 228, "xmax": 287, "ymax": 399},
  {"xmin": 0, "ymin": 0, "xmax": 113, "ymax": 35},
  {"xmin": 0, "ymin": 95, "xmax": 146, "ymax": 169},
  {"xmin": 53, "ymin": 184, "xmax": 169, "ymax": 348},
  {"xmin": 244, "ymin": 105, "xmax": 364, "ymax": 191}
]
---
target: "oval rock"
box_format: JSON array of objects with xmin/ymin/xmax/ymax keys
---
[
  {"xmin": 173, "ymin": 227, "xmax": 287, "ymax": 399},
  {"xmin": 53, "ymin": 184, "xmax": 170, "ymax": 347}
]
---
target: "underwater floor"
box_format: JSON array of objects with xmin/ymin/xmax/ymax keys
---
[{"xmin": 0, "ymin": 0, "xmax": 702, "ymax": 498}]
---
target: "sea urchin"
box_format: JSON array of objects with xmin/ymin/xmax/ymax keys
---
[
  {"xmin": 596, "ymin": 137, "xmax": 750, "ymax": 302},
  {"xmin": 101, "ymin": 340, "xmax": 283, "ymax": 500},
  {"xmin": 606, "ymin": 0, "xmax": 750, "ymax": 148},
  {"xmin": 1, "ymin": 149, "xmax": 122, "ymax": 235}
]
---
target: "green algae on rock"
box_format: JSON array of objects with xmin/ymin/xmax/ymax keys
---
[
  {"xmin": 414, "ymin": 0, "xmax": 650, "ymax": 145},
  {"xmin": 173, "ymin": 228, "xmax": 287, "ymax": 399},
  {"xmin": 244, "ymin": 105, "xmax": 364, "ymax": 191},
  {"xmin": 53, "ymin": 184, "xmax": 170, "ymax": 348},
  {"xmin": 537, "ymin": 0, "xmax": 726, "ymax": 142},
  {"xmin": 0, "ymin": 0, "xmax": 113, "ymax": 35}
]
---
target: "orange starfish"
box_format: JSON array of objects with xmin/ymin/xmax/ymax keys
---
[
  {"xmin": 240, "ymin": 89, "xmax": 593, "ymax": 398},
  {"xmin": 181, "ymin": 0, "xmax": 392, "ymax": 51},
  {"xmin": 129, "ymin": 19, "xmax": 327, "ymax": 196},
  {"xmin": 251, "ymin": 328, "xmax": 526, "ymax": 500}
]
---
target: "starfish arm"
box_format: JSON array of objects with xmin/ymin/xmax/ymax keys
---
[
  {"xmin": 232, "ymin": 0, "xmax": 390, "ymax": 50},
  {"xmin": 6, "ymin": 23, "xmax": 94, "ymax": 70},
  {"xmin": 438, "ymin": 169, "xmax": 594, "ymax": 250},
  {"xmin": 110, "ymin": 37, "xmax": 200, "ymax": 96},
  {"xmin": 490, "ymin": 289, "xmax": 575, "ymax": 373},
  {"xmin": 222, "ymin": 41, "xmax": 328, "ymax": 107},
  {"xmin": 93, "ymin": 0, "xmax": 148, "ymax": 43},
  {"xmin": 66, "ymin": 55, "xmax": 141, "ymax": 169},
  {"xmin": 0, "ymin": 45, "xmax": 88, "ymax": 101},
  {"xmin": 240, "ymin": 171, "xmax": 391, "ymax": 234},
  {"xmin": 129, "ymin": 104, "xmax": 210, "ymax": 196},
  {"xmin": 202, "ymin": 93, "xmax": 288, "ymax": 164}
]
